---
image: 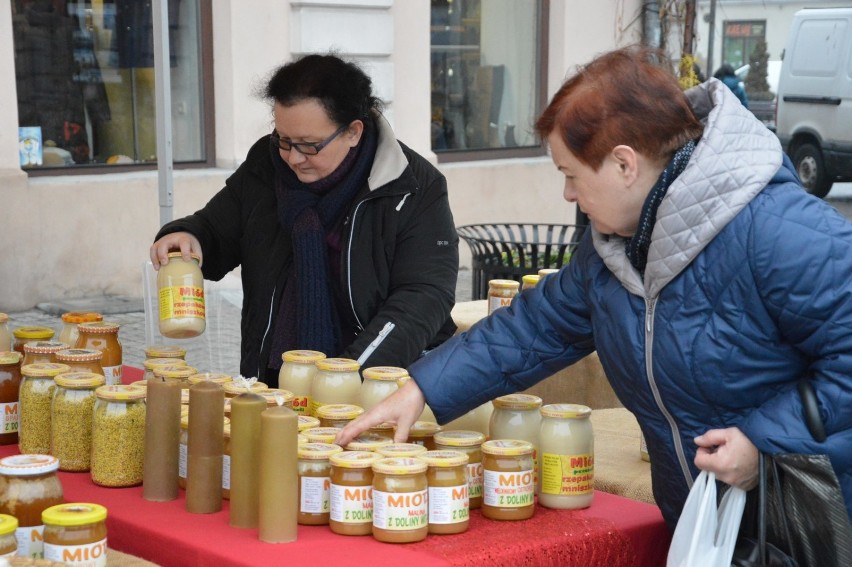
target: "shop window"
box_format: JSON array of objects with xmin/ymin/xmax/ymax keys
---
[
  {"xmin": 12, "ymin": 0, "xmax": 213, "ymax": 172},
  {"xmin": 721, "ymin": 20, "xmax": 765, "ymax": 70},
  {"xmin": 430, "ymin": 0, "xmax": 547, "ymax": 161}
]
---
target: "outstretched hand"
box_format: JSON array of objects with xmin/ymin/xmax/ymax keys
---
[
  {"xmin": 335, "ymin": 379, "xmax": 426, "ymax": 446},
  {"xmin": 693, "ymin": 427, "xmax": 759, "ymax": 490},
  {"xmin": 150, "ymin": 231, "xmax": 203, "ymax": 270}
]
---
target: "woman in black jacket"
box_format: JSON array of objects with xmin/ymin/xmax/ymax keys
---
[{"xmin": 150, "ymin": 54, "xmax": 459, "ymax": 384}]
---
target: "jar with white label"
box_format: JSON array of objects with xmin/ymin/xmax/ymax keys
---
[
  {"xmin": 297, "ymin": 442, "xmax": 343, "ymax": 525},
  {"xmin": 433, "ymin": 430, "xmax": 485, "ymax": 510},
  {"xmin": 329, "ymin": 451, "xmax": 381, "ymax": 536},
  {"xmin": 158, "ymin": 252, "xmax": 206, "ymax": 338},
  {"xmin": 487, "ymin": 279, "xmax": 519, "ymax": 315},
  {"xmin": 481, "ymin": 439, "xmax": 535, "ymax": 521},
  {"xmin": 371, "ymin": 457, "xmax": 429, "ymax": 543},
  {"xmin": 309, "ymin": 358, "xmax": 361, "ymax": 416},
  {"xmin": 420, "ymin": 450, "xmax": 469, "ymax": 534},
  {"xmin": 42, "ymin": 503, "xmax": 107, "ymax": 567},
  {"xmin": 360, "ymin": 367, "xmax": 406, "ymax": 410},
  {"xmin": 490, "ymin": 394, "xmax": 542, "ymax": 491},
  {"xmin": 278, "ymin": 350, "xmax": 326, "ymax": 416},
  {"xmin": 538, "ymin": 404, "xmax": 594, "ymax": 509}
]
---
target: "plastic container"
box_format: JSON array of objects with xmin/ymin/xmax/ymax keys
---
[
  {"xmin": 51, "ymin": 372, "xmax": 105, "ymax": 472},
  {"xmin": 0, "ymin": 352, "xmax": 23, "ymax": 445},
  {"xmin": 54, "ymin": 349, "xmax": 104, "ymax": 376},
  {"xmin": 0, "ymin": 514, "xmax": 17, "ymax": 557},
  {"xmin": 420, "ymin": 450, "xmax": 470, "ymax": 534},
  {"xmin": 42, "ymin": 503, "xmax": 107, "ymax": 566},
  {"xmin": 359, "ymin": 366, "xmax": 406, "ymax": 411},
  {"xmin": 538, "ymin": 403, "xmax": 594, "ymax": 510},
  {"xmin": 481, "ymin": 439, "xmax": 535, "ymax": 521},
  {"xmin": 278, "ymin": 350, "xmax": 326, "ymax": 415},
  {"xmin": 309, "ymin": 358, "xmax": 361, "ymax": 415},
  {"xmin": 371, "ymin": 457, "xmax": 429, "ymax": 543},
  {"xmin": 12, "ymin": 327, "xmax": 54, "ymax": 354},
  {"xmin": 297, "ymin": 443, "xmax": 343, "ymax": 525},
  {"xmin": 434, "ymin": 430, "xmax": 485, "ymax": 510},
  {"xmin": 158, "ymin": 251, "xmax": 206, "ymax": 338},
  {"xmin": 22, "ymin": 341, "xmax": 70, "ymax": 366},
  {"xmin": 487, "ymin": 279, "xmax": 519, "ymax": 314},
  {"xmin": 91, "ymin": 385, "xmax": 147, "ymax": 487},
  {"xmin": 74, "ymin": 322, "xmax": 122, "ymax": 386},
  {"xmin": 0, "ymin": 454, "xmax": 64, "ymax": 559},
  {"xmin": 490, "ymin": 393, "xmax": 542, "ymax": 491},
  {"xmin": 329, "ymin": 451, "xmax": 381, "ymax": 536},
  {"xmin": 19, "ymin": 363, "xmax": 70, "ymax": 455},
  {"xmin": 57, "ymin": 312, "xmax": 103, "ymax": 347}
]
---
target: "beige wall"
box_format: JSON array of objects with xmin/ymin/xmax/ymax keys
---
[{"xmin": 0, "ymin": 0, "xmax": 645, "ymax": 311}]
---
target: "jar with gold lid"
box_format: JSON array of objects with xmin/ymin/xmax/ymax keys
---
[
  {"xmin": 51, "ymin": 372, "xmax": 105, "ymax": 472},
  {"xmin": 54, "ymin": 349, "xmax": 104, "ymax": 376},
  {"xmin": 345, "ymin": 433, "xmax": 394, "ymax": 453},
  {"xmin": 298, "ymin": 415, "xmax": 320, "ymax": 432},
  {"xmin": 0, "ymin": 513, "xmax": 17, "ymax": 557},
  {"xmin": 309, "ymin": 358, "xmax": 361, "ymax": 415},
  {"xmin": 0, "ymin": 314, "xmax": 11, "ymax": 352},
  {"xmin": 481, "ymin": 439, "xmax": 535, "ymax": 521},
  {"xmin": 375, "ymin": 443, "xmax": 427, "ymax": 459},
  {"xmin": 359, "ymin": 366, "xmax": 406, "ymax": 411},
  {"xmin": 434, "ymin": 430, "xmax": 486, "ymax": 510},
  {"xmin": 329, "ymin": 451, "xmax": 381, "ymax": 536},
  {"xmin": 406, "ymin": 421, "xmax": 442, "ymax": 450},
  {"xmin": 0, "ymin": 454, "xmax": 64, "ymax": 559},
  {"xmin": 0, "ymin": 352, "xmax": 23, "ymax": 446},
  {"xmin": 222, "ymin": 380, "xmax": 269, "ymax": 398},
  {"xmin": 366, "ymin": 421, "xmax": 395, "ymax": 441},
  {"xmin": 42, "ymin": 503, "xmax": 107, "ymax": 565},
  {"xmin": 187, "ymin": 372, "xmax": 233, "ymax": 387},
  {"xmin": 158, "ymin": 251, "xmax": 206, "ymax": 338},
  {"xmin": 143, "ymin": 344, "xmax": 187, "ymax": 360},
  {"xmin": 490, "ymin": 393, "xmax": 542, "ymax": 491},
  {"xmin": 539, "ymin": 404, "xmax": 594, "ymax": 510},
  {"xmin": 297, "ymin": 442, "xmax": 343, "ymax": 525},
  {"xmin": 13, "ymin": 327, "xmax": 54, "ymax": 354},
  {"xmin": 91, "ymin": 385, "xmax": 147, "ymax": 488},
  {"xmin": 302, "ymin": 427, "xmax": 341, "ymax": 445},
  {"xmin": 142, "ymin": 357, "xmax": 188, "ymax": 381},
  {"xmin": 316, "ymin": 404, "xmax": 364, "ymax": 429},
  {"xmin": 371, "ymin": 457, "xmax": 429, "ymax": 543},
  {"xmin": 256, "ymin": 388, "xmax": 295, "ymax": 410},
  {"xmin": 152, "ymin": 365, "xmax": 198, "ymax": 389},
  {"xmin": 57, "ymin": 312, "xmax": 102, "ymax": 348},
  {"xmin": 21, "ymin": 342, "xmax": 70, "ymax": 366},
  {"xmin": 487, "ymin": 279, "xmax": 519, "ymax": 315},
  {"xmin": 522, "ymin": 274, "xmax": 540, "ymax": 290},
  {"xmin": 19, "ymin": 363, "xmax": 70, "ymax": 455},
  {"xmin": 278, "ymin": 350, "xmax": 326, "ymax": 415},
  {"xmin": 420, "ymin": 450, "xmax": 470, "ymax": 534},
  {"xmin": 444, "ymin": 401, "xmax": 493, "ymax": 437},
  {"xmin": 74, "ymin": 322, "xmax": 122, "ymax": 386}
]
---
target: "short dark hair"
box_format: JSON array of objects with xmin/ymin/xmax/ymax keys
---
[
  {"xmin": 535, "ymin": 46, "xmax": 703, "ymax": 169},
  {"xmin": 264, "ymin": 53, "xmax": 383, "ymax": 127}
]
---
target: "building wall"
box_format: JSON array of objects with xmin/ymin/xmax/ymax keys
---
[{"xmin": 0, "ymin": 0, "xmax": 644, "ymax": 311}]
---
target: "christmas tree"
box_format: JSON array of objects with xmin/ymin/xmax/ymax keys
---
[{"xmin": 746, "ymin": 39, "xmax": 772, "ymax": 101}]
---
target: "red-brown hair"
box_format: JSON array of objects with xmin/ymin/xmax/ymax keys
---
[{"xmin": 535, "ymin": 46, "xmax": 704, "ymax": 170}]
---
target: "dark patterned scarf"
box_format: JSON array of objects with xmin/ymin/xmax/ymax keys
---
[
  {"xmin": 267, "ymin": 118, "xmax": 378, "ymax": 368},
  {"xmin": 625, "ymin": 139, "xmax": 697, "ymax": 274}
]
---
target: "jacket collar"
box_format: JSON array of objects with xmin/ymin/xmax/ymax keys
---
[{"xmin": 367, "ymin": 112, "xmax": 408, "ymax": 192}]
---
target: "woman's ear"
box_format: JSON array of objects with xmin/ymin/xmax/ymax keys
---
[
  {"xmin": 611, "ymin": 145, "xmax": 639, "ymax": 186},
  {"xmin": 346, "ymin": 120, "xmax": 365, "ymax": 147}
]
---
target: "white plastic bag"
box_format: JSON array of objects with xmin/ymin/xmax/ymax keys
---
[{"xmin": 667, "ymin": 470, "xmax": 747, "ymax": 567}]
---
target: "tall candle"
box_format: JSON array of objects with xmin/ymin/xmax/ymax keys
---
[
  {"xmin": 143, "ymin": 377, "xmax": 182, "ymax": 501},
  {"xmin": 186, "ymin": 380, "xmax": 224, "ymax": 514},
  {"xmin": 229, "ymin": 392, "xmax": 266, "ymax": 528},
  {"xmin": 258, "ymin": 404, "xmax": 298, "ymax": 543}
]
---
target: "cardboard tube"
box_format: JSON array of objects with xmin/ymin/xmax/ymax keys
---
[
  {"xmin": 229, "ymin": 392, "xmax": 266, "ymax": 528},
  {"xmin": 143, "ymin": 377, "xmax": 182, "ymax": 501},
  {"xmin": 258, "ymin": 404, "xmax": 298, "ymax": 543},
  {"xmin": 186, "ymin": 381, "xmax": 224, "ymax": 513}
]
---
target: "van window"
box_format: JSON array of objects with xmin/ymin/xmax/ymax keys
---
[{"xmin": 791, "ymin": 20, "xmax": 847, "ymax": 77}]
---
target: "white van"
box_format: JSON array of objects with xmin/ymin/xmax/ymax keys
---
[{"xmin": 775, "ymin": 8, "xmax": 852, "ymax": 198}]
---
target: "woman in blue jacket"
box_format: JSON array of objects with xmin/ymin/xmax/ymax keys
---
[{"xmin": 338, "ymin": 47, "xmax": 852, "ymax": 531}]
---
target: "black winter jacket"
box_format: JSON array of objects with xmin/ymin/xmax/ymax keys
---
[{"xmin": 156, "ymin": 116, "xmax": 459, "ymax": 383}]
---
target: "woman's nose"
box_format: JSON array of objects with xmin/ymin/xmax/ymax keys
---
[
  {"xmin": 286, "ymin": 149, "xmax": 306, "ymax": 166},
  {"xmin": 563, "ymin": 184, "xmax": 578, "ymax": 203}
]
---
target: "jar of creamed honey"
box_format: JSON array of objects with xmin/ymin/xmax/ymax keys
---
[
  {"xmin": 158, "ymin": 252, "xmax": 206, "ymax": 338},
  {"xmin": 359, "ymin": 366, "xmax": 406, "ymax": 410},
  {"xmin": 278, "ymin": 350, "xmax": 326, "ymax": 416},
  {"xmin": 310, "ymin": 358, "xmax": 361, "ymax": 415},
  {"xmin": 538, "ymin": 403, "xmax": 594, "ymax": 510}
]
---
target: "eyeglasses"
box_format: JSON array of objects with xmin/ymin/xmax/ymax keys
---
[{"xmin": 270, "ymin": 124, "xmax": 348, "ymax": 155}]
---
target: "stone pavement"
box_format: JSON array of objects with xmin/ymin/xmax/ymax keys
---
[{"xmin": 5, "ymin": 269, "xmax": 474, "ymax": 377}]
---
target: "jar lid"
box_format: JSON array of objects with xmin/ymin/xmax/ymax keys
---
[
  {"xmin": 96, "ymin": 384, "xmax": 146, "ymax": 401},
  {"xmin": 492, "ymin": 393, "xmax": 543, "ymax": 410},
  {"xmin": 0, "ymin": 514, "xmax": 18, "ymax": 536},
  {"xmin": 154, "ymin": 366, "xmax": 198, "ymax": 380},
  {"xmin": 256, "ymin": 388, "xmax": 295, "ymax": 407},
  {"xmin": 433, "ymin": 430, "xmax": 486, "ymax": 447},
  {"xmin": 0, "ymin": 351, "xmax": 22, "ymax": 365},
  {"xmin": 166, "ymin": 251, "xmax": 201, "ymax": 262},
  {"xmin": 77, "ymin": 321, "xmax": 120, "ymax": 334},
  {"xmin": 372, "ymin": 457, "xmax": 428, "ymax": 475},
  {"xmin": 143, "ymin": 357, "xmax": 188, "ymax": 370},
  {"xmin": 302, "ymin": 427, "xmax": 342, "ymax": 444},
  {"xmin": 330, "ymin": 450, "xmax": 381, "ymax": 469},
  {"xmin": 419, "ymin": 450, "xmax": 469, "ymax": 467},
  {"xmin": 13, "ymin": 326, "xmax": 54, "ymax": 340},
  {"xmin": 408, "ymin": 421, "xmax": 442, "ymax": 437},
  {"xmin": 222, "ymin": 381, "xmax": 269, "ymax": 395},
  {"xmin": 315, "ymin": 358, "xmax": 360, "ymax": 372},
  {"xmin": 0, "ymin": 454, "xmax": 60, "ymax": 476},
  {"xmin": 362, "ymin": 366, "xmax": 408, "ymax": 382},
  {"xmin": 55, "ymin": 348, "xmax": 103, "ymax": 362},
  {"xmin": 298, "ymin": 442, "xmax": 343, "ymax": 460},
  {"xmin": 61, "ymin": 311, "xmax": 103, "ymax": 324},
  {"xmin": 0, "ymin": 313, "xmax": 7, "ymax": 324},
  {"xmin": 298, "ymin": 434, "xmax": 307, "ymax": 444},
  {"xmin": 22, "ymin": 341, "xmax": 70, "ymax": 354},
  {"xmin": 368, "ymin": 421, "xmax": 395, "ymax": 433},
  {"xmin": 540, "ymin": 403, "xmax": 592, "ymax": 419},
  {"xmin": 396, "ymin": 375, "xmax": 412, "ymax": 387},
  {"xmin": 297, "ymin": 415, "xmax": 321, "ymax": 432},
  {"xmin": 144, "ymin": 344, "xmax": 187, "ymax": 359},
  {"xmin": 21, "ymin": 363, "xmax": 71, "ymax": 377},
  {"xmin": 128, "ymin": 380, "xmax": 149, "ymax": 390},
  {"xmin": 522, "ymin": 274, "xmax": 540, "ymax": 286},
  {"xmin": 42, "ymin": 503, "xmax": 107, "ymax": 527},
  {"xmin": 481, "ymin": 439, "xmax": 534, "ymax": 456},
  {"xmin": 375, "ymin": 443, "xmax": 428, "ymax": 458},
  {"xmin": 180, "ymin": 414, "xmax": 230, "ymax": 429},
  {"xmin": 538, "ymin": 268, "xmax": 559, "ymax": 277},
  {"xmin": 316, "ymin": 403, "xmax": 364, "ymax": 421},
  {"xmin": 488, "ymin": 279, "xmax": 519, "ymax": 289},
  {"xmin": 55, "ymin": 372, "xmax": 105, "ymax": 389},
  {"xmin": 188, "ymin": 372, "xmax": 233, "ymax": 385},
  {"xmin": 281, "ymin": 350, "xmax": 327, "ymax": 364},
  {"xmin": 346, "ymin": 433, "xmax": 394, "ymax": 452}
]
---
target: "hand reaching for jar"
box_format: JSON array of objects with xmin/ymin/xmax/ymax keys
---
[
  {"xmin": 150, "ymin": 232, "xmax": 203, "ymax": 270},
  {"xmin": 336, "ymin": 379, "xmax": 426, "ymax": 446}
]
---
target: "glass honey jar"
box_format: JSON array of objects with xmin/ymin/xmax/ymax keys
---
[
  {"xmin": 297, "ymin": 442, "xmax": 343, "ymax": 525},
  {"xmin": 54, "ymin": 349, "xmax": 104, "ymax": 376},
  {"xmin": 490, "ymin": 393, "xmax": 542, "ymax": 491},
  {"xmin": 51, "ymin": 372, "xmax": 105, "ymax": 472},
  {"xmin": 487, "ymin": 279, "xmax": 519, "ymax": 315},
  {"xmin": 359, "ymin": 366, "xmax": 406, "ymax": 411},
  {"xmin": 329, "ymin": 450, "xmax": 381, "ymax": 536},
  {"xmin": 0, "ymin": 315, "xmax": 11, "ymax": 352},
  {"xmin": 309, "ymin": 358, "xmax": 361, "ymax": 415},
  {"xmin": 406, "ymin": 421, "xmax": 442, "ymax": 450},
  {"xmin": 0, "ymin": 513, "xmax": 17, "ymax": 557},
  {"xmin": 142, "ymin": 357, "xmax": 188, "ymax": 381},
  {"xmin": 345, "ymin": 433, "xmax": 394, "ymax": 453},
  {"xmin": 74, "ymin": 322, "xmax": 122, "ymax": 386},
  {"xmin": 153, "ymin": 365, "xmax": 198, "ymax": 389},
  {"xmin": 57, "ymin": 312, "xmax": 102, "ymax": 348},
  {"xmin": 434, "ymin": 430, "xmax": 486, "ymax": 510},
  {"xmin": 42, "ymin": 503, "xmax": 107, "ymax": 566},
  {"xmin": 12, "ymin": 327, "xmax": 54, "ymax": 354},
  {"xmin": 19, "ymin": 363, "xmax": 70, "ymax": 455},
  {"xmin": 521, "ymin": 274, "xmax": 540, "ymax": 290},
  {"xmin": 0, "ymin": 352, "xmax": 23, "ymax": 446},
  {"xmin": 222, "ymin": 380, "xmax": 269, "ymax": 398},
  {"xmin": 539, "ymin": 404, "xmax": 594, "ymax": 510},
  {"xmin": 91, "ymin": 385, "xmax": 147, "ymax": 488},
  {"xmin": 420, "ymin": 450, "xmax": 470, "ymax": 535},
  {"xmin": 481, "ymin": 440, "xmax": 535, "ymax": 521},
  {"xmin": 143, "ymin": 344, "xmax": 187, "ymax": 360},
  {"xmin": 371, "ymin": 457, "xmax": 429, "ymax": 543},
  {"xmin": 21, "ymin": 341, "xmax": 70, "ymax": 366},
  {"xmin": 316, "ymin": 403, "xmax": 364, "ymax": 429},
  {"xmin": 157, "ymin": 252, "xmax": 206, "ymax": 339},
  {"xmin": 278, "ymin": 350, "xmax": 326, "ymax": 416},
  {"xmin": 375, "ymin": 443, "xmax": 427, "ymax": 459}
]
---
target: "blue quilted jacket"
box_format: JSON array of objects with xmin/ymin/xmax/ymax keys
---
[{"xmin": 409, "ymin": 80, "xmax": 852, "ymax": 528}]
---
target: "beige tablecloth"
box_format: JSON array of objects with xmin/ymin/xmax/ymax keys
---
[{"xmin": 592, "ymin": 408, "xmax": 655, "ymax": 505}]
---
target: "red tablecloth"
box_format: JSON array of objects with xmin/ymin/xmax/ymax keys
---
[{"xmin": 1, "ymin": 367, "xmax": 670, "ymax": 566}]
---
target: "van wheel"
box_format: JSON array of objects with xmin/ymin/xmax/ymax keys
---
[{"xmin": 792, "ymin": 143, "xmax": 832, "ymax": 198}]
